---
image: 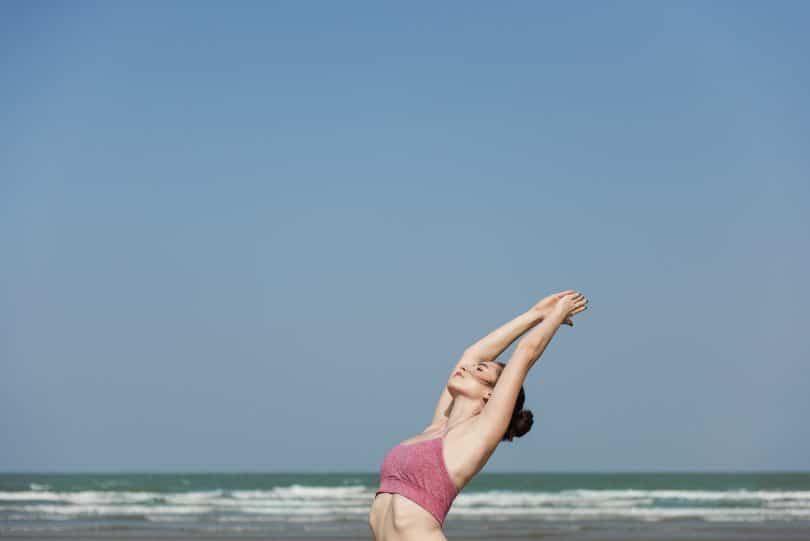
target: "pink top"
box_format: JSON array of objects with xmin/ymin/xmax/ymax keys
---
[{"xmin": 375, "ymin": 430, "xmax": 460, "ymax": 527}]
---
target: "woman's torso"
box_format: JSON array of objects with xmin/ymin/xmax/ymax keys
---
[{"xmin": 368, "ymin": 417, "xmax": 497, "ymax": 541}]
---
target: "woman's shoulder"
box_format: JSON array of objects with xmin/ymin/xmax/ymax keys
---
[
  {"xmin": 443, "ymin": 417, "xmax": 498, "ymax": 488},
  {"xmin": 420, "ymin": 420, "xmax": 446, "ymax": 433}
]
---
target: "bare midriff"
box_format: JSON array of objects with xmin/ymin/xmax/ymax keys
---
[{"xmin": 368, "ymin": 492, "xmax": 447, "ymax": 541}]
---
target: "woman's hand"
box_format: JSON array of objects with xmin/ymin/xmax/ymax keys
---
[
  {"xmin": 550, "ymin": 291, "xmax": 588, "ymax": 324},
  {"xmin": 530, "ymin": 290, "xmax": 576, "ymax": 326}
]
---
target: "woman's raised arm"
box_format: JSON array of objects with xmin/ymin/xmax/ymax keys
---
[
  {"xmin": 427, "ymin": 291, "xmax": 575, "ymax": 429},
  {"xmin": 476, "ymin": 292, "xmax": 587, "ymax": 444},
  {"xmin": 463, "ymin": 310, "xmax": 544, "ymax": 363},
  {"xmin": 464, "ymin": 291, "xmax": 574, "ymax": 363}
]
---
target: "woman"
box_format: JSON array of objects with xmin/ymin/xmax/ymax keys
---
[{"xmin": 368, "ymin": 290, "xmax": 588, "ymax": 540}]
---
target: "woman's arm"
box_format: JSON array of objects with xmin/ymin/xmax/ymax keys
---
[
  {"xmin": 427, "ymin": 352, "xmax": 470, "ymax": 429},
  {"xmin": 427, "ymin": 297, "xmax": 565, "ymax": 428},
  {"xmin": 463, "ymin": 310, "xmax": 545, "ymax": 363},
  {"xmin": 476, "ymin": 292, "xmax": 587, "ymax": 444},
  {"xmin": 464, "ymin": 290, "xmax": 574, "ymax": 363},
  {"xmin": 428, "ymin": 309, "xmax": 543, "ymax": 428}
]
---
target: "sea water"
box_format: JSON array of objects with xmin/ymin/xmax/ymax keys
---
[{"xmin": 2, "ymin": 472, "xmax": 810, "ymax": 537}]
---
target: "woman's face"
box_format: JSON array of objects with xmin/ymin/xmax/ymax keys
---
[{"xmin": 448, "ymin": 359, "xmax": 503, "ymax": 400}]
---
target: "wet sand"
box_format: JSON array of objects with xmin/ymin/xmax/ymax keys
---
[{"xmin": 4, "ymin": 524, "xmax": 810, "ymax": 541}]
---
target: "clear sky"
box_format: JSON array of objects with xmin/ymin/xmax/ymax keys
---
[{"xmin": 2, "ymin": 1, "xmax": 808, "ymax": 473}]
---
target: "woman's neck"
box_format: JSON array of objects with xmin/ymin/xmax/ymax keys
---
[{"xmin": 445, "ymin": 396, "xmax": 483, "ymax": 430}]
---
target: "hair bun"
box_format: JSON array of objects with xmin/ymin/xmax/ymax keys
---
[{"xmin": 503, "ymin": 408, "xmax": 534, "ymax": 442}]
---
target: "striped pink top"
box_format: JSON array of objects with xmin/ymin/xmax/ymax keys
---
[{"xmin": 375, "ymin": 433, "xmax": 460, "ymax": 527}]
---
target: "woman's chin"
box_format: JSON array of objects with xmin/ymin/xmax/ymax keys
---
[{"xmin": 447, "ymin": 381, "xmax": 473, "ymax": 397}]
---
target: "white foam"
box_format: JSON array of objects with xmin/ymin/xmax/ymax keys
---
[
  {"xmin": 163, "ymin": 490, "xmax": 224, "ymax": 504},
  {"xmin": 447, "ymin": 505, "xmax": 810, "ymax": 521},
  {"xmin": 231, "ymin": 485, "xmax": 368, "ymax": 500},
  {"xmin": 8, "ymin": 504, "xmax": 212, "ymax": 516},
  {"xmin": 0, "ymin": 491, "xmax": 161, "ymax": 503},
  {"xmin": 3, "ymin": 485, "xmax": 810, "ymax": 524},
  {"xmin": 454, "ymin": 489, "xmax": 810, "ymax": 507}
]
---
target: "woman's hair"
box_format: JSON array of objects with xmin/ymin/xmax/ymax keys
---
[{"xmin": 494, "ymin": 361, "xmax": 534, "ymax": 442}]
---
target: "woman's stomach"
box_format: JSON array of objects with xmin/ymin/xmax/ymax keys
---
[{"xmin": 369, "ymin": 492, "xmax": 443, "ymax": 540}]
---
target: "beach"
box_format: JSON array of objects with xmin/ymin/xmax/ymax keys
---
[
  {"xmin": 4, "ymin": 523, "xmax": 810, "ymax": 541},
  {"xmin": 3, "ymin": 473, "xmax": 810, "ymax": 540}
]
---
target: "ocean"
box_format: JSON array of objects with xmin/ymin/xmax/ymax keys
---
[{"xmin": 2, "ymin": 472, "xmax": 810, "ymax": 539}]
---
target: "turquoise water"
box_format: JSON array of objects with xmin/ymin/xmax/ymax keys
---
[{"xmin": 2, "ymin": 472, "xmax": 809, "ymax": 537}]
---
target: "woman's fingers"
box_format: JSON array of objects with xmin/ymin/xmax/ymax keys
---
[
  {"xmin": 557, "ymin": 291, "xmax": 588, "ymax": 321},
  {"xmin": 567, "ymin": 293, "xmax": 586, "ymax": 304}
]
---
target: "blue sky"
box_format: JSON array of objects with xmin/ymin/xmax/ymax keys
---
[{"xmin": 2, "ymin": 1, "xmax": 808, "ymax": 473}]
